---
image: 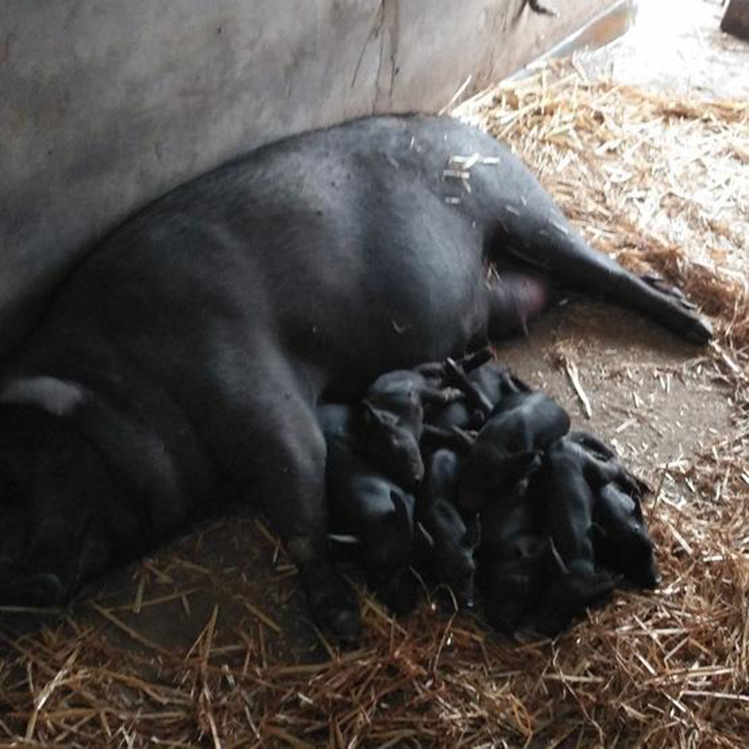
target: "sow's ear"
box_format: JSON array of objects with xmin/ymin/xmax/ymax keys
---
[{"xmin": 0, "ymin": 376, "xmax": 86, "ymax": 416}]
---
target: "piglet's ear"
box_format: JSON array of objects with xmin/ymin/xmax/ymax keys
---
[
  {"xmin": 362, "ymin": 401, "xmax": 378, "ymax": 424},
  {"xmin": 389, "ymin": 490, "xmax": 413, "ymax": 534},
  {"xmin": 362, "ymin": 401, "xmax": 397, "ymax": 427},
  {"xmin": 0, "ymin": 376, "xmax": 86, "ymax": 417},
  {"xmin": 466, "ymin": 516, "xmax": 481, "ymax": 549}
]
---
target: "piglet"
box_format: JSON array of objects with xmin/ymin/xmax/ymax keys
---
[
  {"xmin": 528, "ymin": 440, "xmax": 616, "ymax": 635},
  {"xmin": 319, "ymin": 404, "xmax": 417, "ymax": 614},
  {"xmin": 428, "ymin": 358, "xmax": 530, "ymax": 432},
  {"xmin": 416, "ymin": 448, "xmax": 479, "ymax": 609},
  {"xmin": 477, "ymin": 486, "xmax": 567, "ymax": 634},
  {"xmin": 360, "ymin": 368, "xmax": 461, "ymax": 488},
  {"xmin": 565, "ymin": 431, "xmax": 650, "ymax": 497},
  {"xmin": 459, "ymin": 391, "xmax": 570, "ymax": 514},
  {"xmin": 532, "ymin": 569, "xmax": 616, "ymax": 636},
  {"xmin": 593, "ymin": 482, "xmax": 659, "ymax": 589}
]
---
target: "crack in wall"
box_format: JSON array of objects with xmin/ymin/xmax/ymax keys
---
[
  {"xmin": 350, "ymin": 0, "xmax": 399, "ymax": 112},
  {"xmin": 374, "ymin": 0, "xmax": 399, "ymax": 112}
]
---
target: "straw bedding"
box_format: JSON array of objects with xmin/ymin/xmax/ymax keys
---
[{"xmin": 1, "ymin": 61, "xmax": 747, "ymax": 746}]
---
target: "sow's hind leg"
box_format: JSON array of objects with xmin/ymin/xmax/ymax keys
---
[{"xmin": 485, "ymin": 162, "xmax": 712, "ymax": 344}]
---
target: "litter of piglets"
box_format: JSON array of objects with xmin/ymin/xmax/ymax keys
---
[{"xmin": 321, "ymin": 348, "xmax": 659, "ymax": 637}]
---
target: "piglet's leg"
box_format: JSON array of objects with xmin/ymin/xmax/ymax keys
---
[
  {"xmin": 444, "ymin": 358, "xmax": 493, "ymax": 416},
  {"xmin": 419, "ymin": 386, "xmax": 464, "ymax": 405}
]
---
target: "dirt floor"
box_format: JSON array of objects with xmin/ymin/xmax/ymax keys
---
[{"xmin": 0, "ymin": 1, "xmax": 747, "ymax": 746}]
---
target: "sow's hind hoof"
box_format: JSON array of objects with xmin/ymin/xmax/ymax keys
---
[{"xmin": 641, "ymin": 273, "xmax": 713, "ymax": 344}]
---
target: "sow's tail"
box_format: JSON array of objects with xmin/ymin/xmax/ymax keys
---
[{"xmin": 487, "ymin": 171, "xmax": 712, "ymax": 344}]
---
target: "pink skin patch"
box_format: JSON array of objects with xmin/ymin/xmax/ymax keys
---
[{"xmin": 487, "ymin": 270, "xmax": 551, "ymax": 339}]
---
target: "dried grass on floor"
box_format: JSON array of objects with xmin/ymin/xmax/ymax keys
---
[
  {"xmin": 456, "ymin": 61, "xmax": 749, "ymax": 350},
  {"xmin": 1, "ymin": 62, "xmax": 748, "ymax": 747}
]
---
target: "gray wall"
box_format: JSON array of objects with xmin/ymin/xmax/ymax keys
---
[{"xmin": 0, "ymin": 0, "xmax": 611, "ymax": 352}]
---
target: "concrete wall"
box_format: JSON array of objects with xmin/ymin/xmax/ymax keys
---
[{"xmin": 0, "ymin": 0, "xmax": 613, "ymax": 352}]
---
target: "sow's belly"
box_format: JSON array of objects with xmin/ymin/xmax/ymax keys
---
[
  {"xmin": 258, "ymin": 191, "xmax": 491, "ymax": 397},
  {"xmin": 277, "ymin": 239, "xmax": 489, "ymax": 400}
]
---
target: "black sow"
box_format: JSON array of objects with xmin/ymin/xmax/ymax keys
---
[{"xmin": 0, "ymin": 115, "xmax": 709, "ymax": 639}]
